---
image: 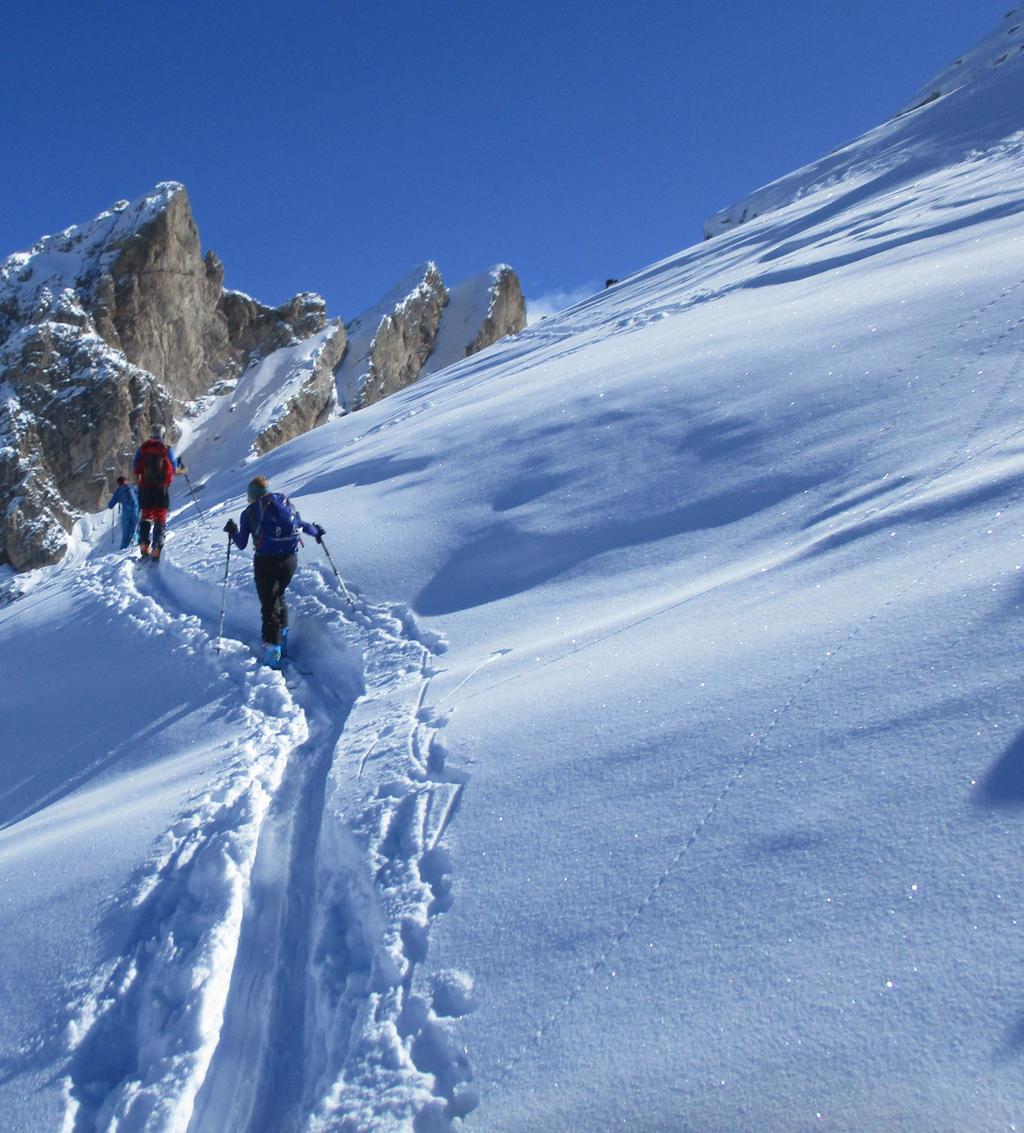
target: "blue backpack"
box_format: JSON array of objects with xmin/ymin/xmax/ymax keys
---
[{"xmin": 249, "ymin": 492, "xmax": 301, "ymax": 555}]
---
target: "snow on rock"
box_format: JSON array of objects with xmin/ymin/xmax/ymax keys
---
[
  {"xmin": 0, "ymin": 323, "xmax": 172, "ymax": 570},
  {"xmin": 250, "ymin": 325, "xmax": 348, "ymax": 455},
  {"xmin": 0, "ymin": 184, "xmax": 523, "ymax": 570},
  {"xmin": 336, "ymin": 263, "xmax": 450, "ymax": 413},
  {"xmin": 421, "ymin": 265, "xmax": 526, "ymax": 379},
  {"xmin": 174, "ymin": 325, "xmax": 348, "ymax": 501},
  {"xmin": 336, "ymin": 262, "xmax": 526, "ymax": 412},
  {"xmin": 0, "ymin": 182, "xmax": 185, "ymax": 323}
]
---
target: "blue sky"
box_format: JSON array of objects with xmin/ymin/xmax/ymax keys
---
[{"xmin": 0, "ymin": 1, "xmax": 1010, "ymax": 317}]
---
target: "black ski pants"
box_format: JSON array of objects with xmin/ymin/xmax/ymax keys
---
[{"xmin": 253, "ymin": 552, "xmax": 296, "ymax": 645}]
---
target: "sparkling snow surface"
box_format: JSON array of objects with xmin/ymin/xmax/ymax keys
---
[{"xmin": 4, "ymin": 14, "xmax": 1024, "ymax": 1132}]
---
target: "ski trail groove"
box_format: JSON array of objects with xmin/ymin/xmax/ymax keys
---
[
  {"xmin": 61, "ymin": 552, "xmax": 475, "ymax": 1132},
  {"xmin": 289, "ymin": 572, "xmax": 478, "ymax": 1132},
  {"xmin": 62, "ymin": 559, "xmax": 308, "ymax": 1133},
  {"xmin": 184, "ymin": 645, "xmax": 359, "ymax": 1133}
]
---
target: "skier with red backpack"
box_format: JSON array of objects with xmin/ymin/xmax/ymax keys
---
[
  {"xmin": 223, "ymin": 476, "xmax": 325, "ymax": 668},
  {"xmin": 132, "ymin": 424, "xmax": 177, "ymax": 560}
]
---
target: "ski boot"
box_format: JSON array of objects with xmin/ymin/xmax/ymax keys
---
[
  {"xmin": 139, "ymin": 542, "xmax": 150, "ymax": 560},
  {"xmin": 280, "ymin": 626, "xmax": 289, "ymax": 658},
  {"xmin": 261, "ymin": 642, "xmax": 283, "ymax": 669}
]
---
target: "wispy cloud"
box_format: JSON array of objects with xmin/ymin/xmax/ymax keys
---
[{"xmin": 525, "ymin": 283, "xmax": 599, "ymax": 325}]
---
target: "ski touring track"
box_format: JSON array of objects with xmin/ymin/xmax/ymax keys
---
[{"xmin": 59, "ymin": 540, "xmax": 477, "ymax": 1133}]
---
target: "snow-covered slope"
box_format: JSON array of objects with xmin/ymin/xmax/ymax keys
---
[
  {"xmin": 4, "ymin": 12, "xmax": 1024, "ymax": 1131},
  {"xmin": 705, "ymin": 7, "xmax": 1024, "ymax": 237},
  {"xmin": 179, "ymin": 325, "xmax": 345, "ymax": 481}
]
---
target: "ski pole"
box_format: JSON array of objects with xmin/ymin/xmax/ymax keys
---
[
  {"xmin": 179, "ymin": 462, "xmax": 206, "ymax": 520},
  {"xmin": 318, "ymin": 536, "xmax": 354, "ymax": 607},
  {"xmin": 216, "ymin": 534, "xmax": 232, "ymax": 652}
]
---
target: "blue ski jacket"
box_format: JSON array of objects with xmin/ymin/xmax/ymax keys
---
[
  {"xmin": 230, "ymin": 493, "xmax": 320, "ymax": 557},
  {"xmin": 107, "ymin": 484, "xmax": 140, "ymax": 513}
]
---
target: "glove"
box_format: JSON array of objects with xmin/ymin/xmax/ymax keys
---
[
  {"xmin": 224, "ymin": 519, "xmax": 238, "ymax": 537},
  {"xmin": 314, "ymin": 524, "xmax": 325, "ymax": 544}
]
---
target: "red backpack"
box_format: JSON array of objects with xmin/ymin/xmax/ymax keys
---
[{"xmin": 137, "ymin": 440, "xmax": 173, "ymax": 487}]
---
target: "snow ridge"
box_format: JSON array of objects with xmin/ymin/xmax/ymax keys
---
[
  {"xmin": 898, "ymin": 6, "xmax": 1024, "ymax": 113},
  {"xmin": 703, "ymin": 12, "xmax": 1024, "ymax": 238}
]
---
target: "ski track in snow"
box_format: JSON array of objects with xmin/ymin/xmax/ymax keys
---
[{"xmin": 58, "ymin": 542, "xmax": 475, "ymax": 1132}]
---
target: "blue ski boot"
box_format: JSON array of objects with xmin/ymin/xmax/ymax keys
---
[
  {"xmin": 261, "ymin": 642, "xmax": 283, "ymax": 669},
  {"xmin": 280, "ymin": 626, "xmax": 289, "ymax": 658}
]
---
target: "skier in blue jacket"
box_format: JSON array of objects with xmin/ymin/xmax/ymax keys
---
[
  {"xmin": 223, "ymin": 476, "xmax": 324, "ymax": 668},
  {"xmin": 107, "ymin": 476, "xmax": 140, "ymax": 549}
]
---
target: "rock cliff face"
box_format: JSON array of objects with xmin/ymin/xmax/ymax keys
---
[
  {"xmin": 336, "ymin": 262, "xmax": 526, "ymax": 411},
  {"xmin": 1, "ymin": 182, "xmax": 526, "ymax": 571},
  {"xmin": 465, "ymin": 266, "xmax": 527, "ymax": 358},
  {"xmin": 0, "ymin": 324, "xmax": 172, "ymax": 569},
  {"xmin": 359, "ymin": 264, "xmax": 449, "ymax": 410},
  {"xmin": 252, "ymin": 325, "xmax": 348, "ymax": 455},
  {"xmin": 0, "ymin": 183, "xmax": 333, "ymax": 569}
]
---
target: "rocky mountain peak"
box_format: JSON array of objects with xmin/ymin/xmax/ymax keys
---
[
  {"xmin": 0, "ymin": 183, "xmax": 335, "ymax": 570},
  {"xmin": 1, "ymin": 183, "xmax": 526, "ymax": 572},
  {"xmin": 336, "ymin": 262, "xmax": 526, "ymax": 411}
]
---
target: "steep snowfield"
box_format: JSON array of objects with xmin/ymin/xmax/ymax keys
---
[
  {"xmin": 704, "ymin": 10, "xmax": 1024, "ymax": 238},
  {"xmin": 4, "ymin": 12, "xmax": 1024, "ymax": 1131},
  {"xmin": 179, "ymin": 325, "xmax": 343, "ymax": 478}
]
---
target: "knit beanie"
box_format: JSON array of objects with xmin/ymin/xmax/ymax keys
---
[{"xmin": 247, "ymin": 476, "xmax": 270, "ymax": 503}]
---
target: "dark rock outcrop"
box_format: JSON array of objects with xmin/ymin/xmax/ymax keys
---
[
  {"xmin": 220, "ymin": 289, "xmax": 330, "ymax": 376},
  {"xmin": 252, "ymin": 325, "xmax": 348, "ymax": 455},
  {"xmin": 0, "ymin": 182, "xmax": 525, "ymax": 571},
  {"xmin": 356, "ymin": 264, "xmax": 449, "ymax": 411},
  {"xmin": 336, "ymin": 263, "xmax": 526, "ymax": 411},
  {"xmin": 0, "ymin": 324, "xmax": 172, "ymax": 569},
  {"xmin": 0, "ymin": 183, "xmax": 332, "ymax": 569},
  {"xmin": 464, "ymin": 266, "xmax": 526, "ymax": 358}
]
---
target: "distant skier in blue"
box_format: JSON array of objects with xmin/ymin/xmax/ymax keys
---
[
  {"xmin": 223, "ymin": 476, "xmax": 325, "ymax": 668},
  {"xmin": 107, "ymin": 476, "xmax": 140, "ymax": 549}
]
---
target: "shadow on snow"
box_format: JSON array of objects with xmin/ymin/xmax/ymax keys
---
[{"xmin": 415, "ymin": 476, "xmax": 817, "ymax": 616}]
